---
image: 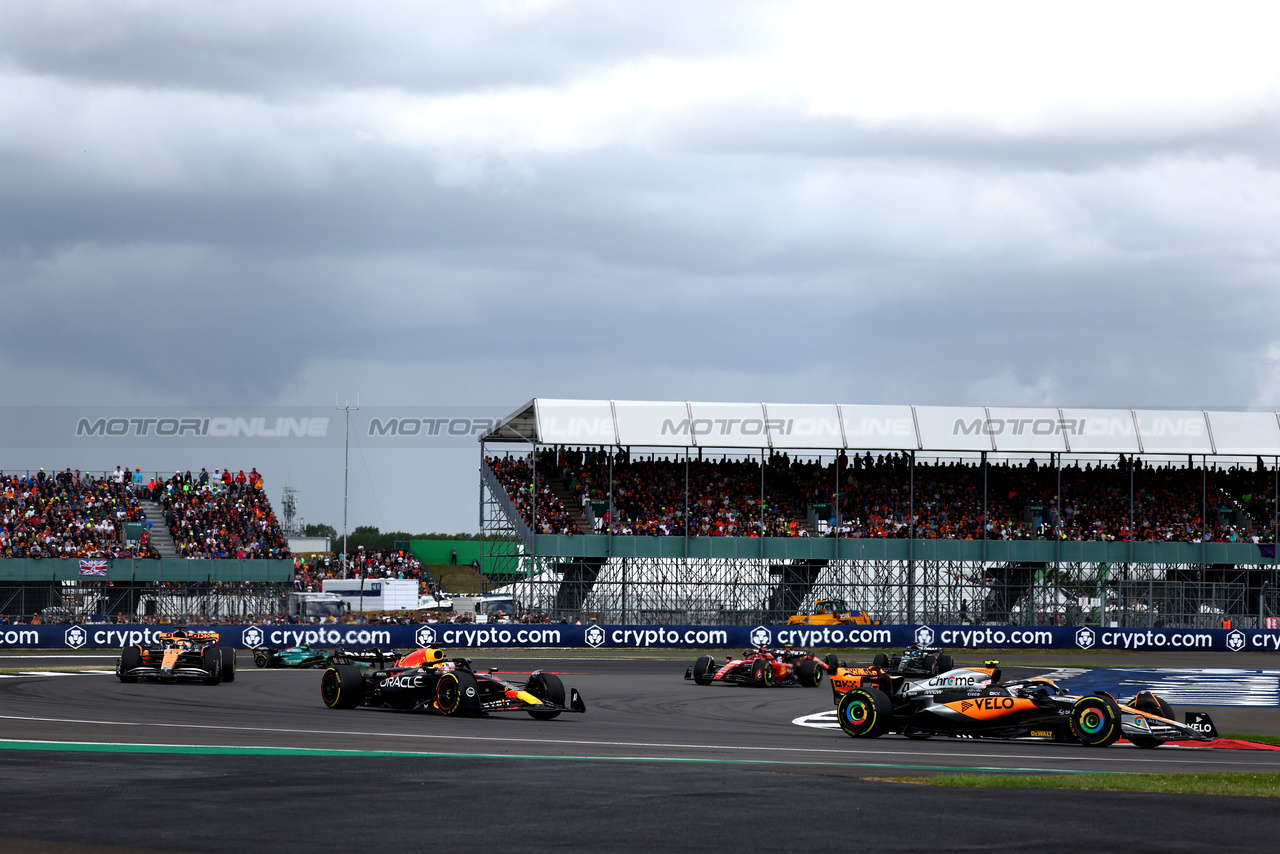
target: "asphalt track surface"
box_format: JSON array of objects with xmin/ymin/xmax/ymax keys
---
[{"xmin": 2, "ymin": 651, "xmax": 1280, "ymax": 852}]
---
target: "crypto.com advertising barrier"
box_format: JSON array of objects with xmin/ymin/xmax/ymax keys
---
[{"xmin": 4, "ymin": 623, "xmax": 1279, "ymax": 652}]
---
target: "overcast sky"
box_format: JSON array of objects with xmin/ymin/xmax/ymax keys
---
[{"xmin": 2, "ymin": 1, "xmax": 1279, "ymax": 535}]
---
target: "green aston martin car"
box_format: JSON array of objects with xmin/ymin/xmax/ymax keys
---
[{"xmin": 253, "ymin": 644, "xmax": 397, "ymax": 669}]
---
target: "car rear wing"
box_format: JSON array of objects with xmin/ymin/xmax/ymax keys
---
[{"xmin": 158, "ymin": 631, "xmax": 221, "ymax": 642}]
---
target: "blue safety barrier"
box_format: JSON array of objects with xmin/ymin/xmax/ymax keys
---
[{"xmin": 1, "ymin": 622, "xmax": 1277, "ymax": 653}]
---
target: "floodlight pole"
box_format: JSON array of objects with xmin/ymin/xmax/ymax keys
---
[
  {"xmin": 908, "ymin": 450, "xmax": 915, "ymax": 624},
  {"xmin": 981, "ymin": 451, "xmax": 988, "ymax": 563},
  {"xmin": 336, "ymin": 397, "xmax": 359, "ymax": 585},
  {"xmin": 1201, "ymin": 455, "xmax": 1207, "ymax": 588},
  {"xmin": 834, "ymin": 450, "xmax": 840, "ymax": 541},
  {"xmin": 684, "ymin": 447, "xmax": 689, "ymax": 557},
  {"xmin": 760, "ymin": 449, "xmax": 765, "ymax": 560}
]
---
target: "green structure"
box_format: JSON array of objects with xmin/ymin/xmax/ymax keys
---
[{"xmin": 409, "ymin": 538, "xmax": 520, "ymax": 572}]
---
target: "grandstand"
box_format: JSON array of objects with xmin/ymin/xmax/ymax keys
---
[
  {"xmin": 1, "ymin": 469, "xmax": 157, "ymax": 560},
  {"xmin": 0, "ymin": 467, "xmax": 291, "ymax": 620},
  {"xmin": 481, "ymin": 401, "xmax": 1280, "ymax": 628}
]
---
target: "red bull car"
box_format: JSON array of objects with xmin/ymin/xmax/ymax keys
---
[
  {"xmin": 116, "ymin": 629, "xmax": 235, "ymax": 685},
  {"xmin": 832, "ymin": 659, "xmax": 1215, "ymax": 748},
  {"xmin": 685, "ymin": 647, "xmax": 841, "ymax": 688},
  {"xmin": 321, "ymin": 647, "xmax": 586, "ymax": 719}
]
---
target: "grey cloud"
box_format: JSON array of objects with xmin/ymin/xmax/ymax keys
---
[
  {"xmin": 0, "ymin": 1, "xmax": 766, "ymax": 96},
  {"xmin": 2, "ymin": 136, "xmax": 1275, "ymax": 409},
  {"xmin": 664, "ymin": 101, "xmax": 1280, "ymax": 173},
  {"xmin": 0, "ymin": 3, "xmax": 1275, "ymax": 491}
]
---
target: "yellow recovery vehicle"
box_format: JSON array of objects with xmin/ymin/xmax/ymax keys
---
[{"xmin": 787, "ymin": 599, "xmax": 877, "ymax": 626}]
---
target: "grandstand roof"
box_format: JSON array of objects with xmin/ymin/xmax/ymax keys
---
[{"xmin": 481, "ymin": 400, "xmax": 1280, "ymax": 455}]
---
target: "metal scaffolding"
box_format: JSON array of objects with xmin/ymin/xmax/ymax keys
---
[
  {"xmin": 0, "ymin": 579, "xmax": 286, "ymax": 622},
  {"xmin": 480, "ymin": 437, "xmax": 1278, "ymax": 629}
]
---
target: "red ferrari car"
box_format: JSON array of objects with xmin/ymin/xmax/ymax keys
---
[{"xmin": 685, "ymin": 647, "xmax": 840, "ymax": 687}]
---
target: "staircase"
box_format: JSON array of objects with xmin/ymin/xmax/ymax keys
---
[
  {"xmin": 548, "ymin": 481, "xmax": 593, "ymax": 534},
  {"xmin": 788, "ymin": 505, "xmax": 817, "ymax": 536},
  {"xmin": 137, "ymin": 499, "xmax": 178, "ymax": 558}
]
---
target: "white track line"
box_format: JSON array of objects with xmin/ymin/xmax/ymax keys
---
[
  {"xmin": 0, "ymin": 738, "xmax": 1082, "ymax": 771},
  {"xmin": 0, "ymin": 671, "xmax": 116, "ymax": 678},
  {"xmin": 0, "ymin": 712, "xmax": 1276, "ymax": 769},
  {"xmin": 0, "ymin": 660, "xmax": 117, "ymax": 665}
]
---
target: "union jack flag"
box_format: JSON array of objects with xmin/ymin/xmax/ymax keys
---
[{"xmin": 79, "ymin": 559, "xmax": 108, "ymax": 577}]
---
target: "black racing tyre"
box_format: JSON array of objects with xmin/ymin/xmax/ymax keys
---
[
  {"xmin": 825, "ymin": 653, "xmax": 841, "ymax": 672},
  {"xmin": 1128, "ymin": 691, "xmax": 1174, "ymax": 748},
  {"xmin": 321, "ymin": 664, "xmax": 366, "ymax": 709},
  {"xmin": 253, "ymin": 650, "xmax": 270, "ymax": 668},
  {"xmin": 526, "ymin": 670, "xmax": 567, "ymax": 720},
  {"xmin": 201, "ymin": 646, "xmax": 222, "ymax": 685},
  {"xmin": 691, "ymin": 655, "xmax": 716, "ymax": 686},
  {"xmin": 750, "ymin": 659, "xmax": 775, "ymax": 687},
  {"xmin": 1131, "ymin": 690, "xmax": 1158, "ymax": 713},
  {"xmin": 1070, "ymin": 693, "xmax": 1123, "ymax": 747},
  {"xmin": 837, "ymin": 686, "xmax": 893, "ymax": 738},
  {"xmin": 1132, "ymin": 691, "xmax": 1176, "ymax": 723},
  {"xmin": 934, "ymin": 654, "xmax": 954, "ymax": 674},
  {"xmin": 922, "ymin": 654, "xmax": 938, "ymax": 676},
  {"xmin": 218, "ymin": 647, "xmax": 236, "ymax": 682},
  {"xmin": 871, "ymin": 653, "xmax": 889, "ymax": 669},
  {"xmin": 118, "ymin": 646, "xmax": 141, "ymax": 683},
  {"xmin": 797, "ymin": 659, "xmax": 822, "ymax": 688},
  {"xmin": 436, "ymin": 669, "xmax": 480, "ymax": 716}
]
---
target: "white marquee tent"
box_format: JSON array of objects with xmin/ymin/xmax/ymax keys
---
[{"xmin": 482, "ymin": 400, "xmax": 1280, "ymax": 456}]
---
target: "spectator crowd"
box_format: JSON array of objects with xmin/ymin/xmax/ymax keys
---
[
  {"xmin": 0, "ymin": 468, "xmax": 158, "ymax": 559},
  {"xmin": 292, "ymin": 549, "xmax": 444, "ymax": 601},
  {"xmin": 488, "ymin": 454, "xmax": 579, "ymax": 534},
  {"xmin": 0, "ymin": 465, "xmax": 293, "ymax": 561},
  {"xmin": 487, "ymin": 449, "xmax": 1280, "ymax": 544},
  {"xmin": 151, "ymin": 468, "xmax": 290, "ymax": 559}
]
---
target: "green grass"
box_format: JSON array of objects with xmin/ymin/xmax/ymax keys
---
[{"xmin": 878, "ymin": 773, "xmax": 1280, "ymax": 797}]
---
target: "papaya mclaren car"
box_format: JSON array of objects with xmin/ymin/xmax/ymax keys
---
[
  {"xmin": 116, "ymin": 629, "xmax": 235, "ymax": 685},
  {"xmin": 321, "ymin": 647, "xmax": 586, "ymax": 719},
  {"xmin": 832, "ymin": 660, "xmax": 1215, "ymax": 748},
  {"xmin": 826, "ymin": 649, "xmax": 971, "ymax": 700},
  {"xmin": 686, "ymin": 647, "xmax": 841, "ymax": 687}
]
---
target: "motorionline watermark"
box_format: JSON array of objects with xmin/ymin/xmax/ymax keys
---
[
  {"xmin": 0, "ymin": 406, "xmax": 510, "ymax": 448},
  {"xmin": 951, "ymin": 416, "xmax": 1206, "ymax": 438}
]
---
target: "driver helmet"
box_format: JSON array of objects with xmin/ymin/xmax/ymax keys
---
[{"xmin": 1021, "ymin": 679, "xmax": 1061, "ymax": 698}]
